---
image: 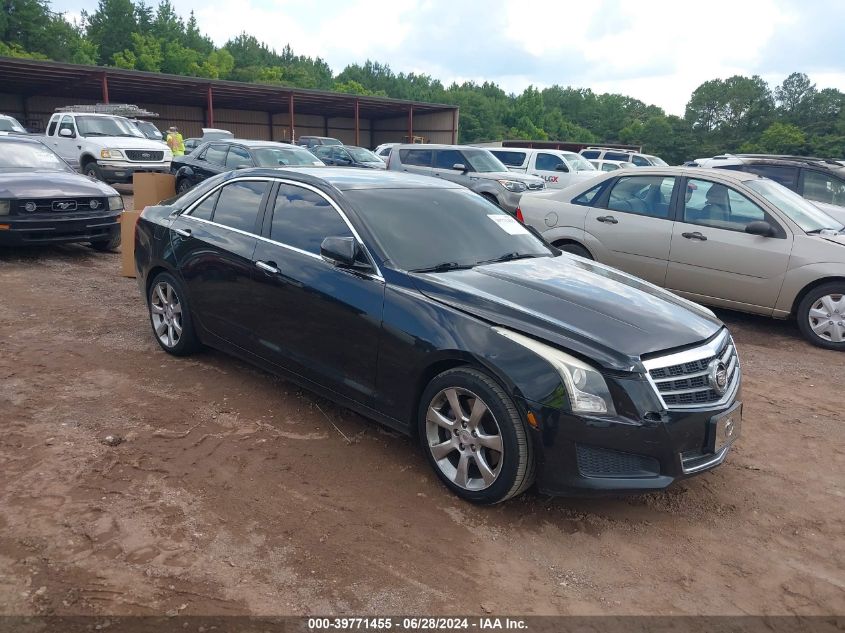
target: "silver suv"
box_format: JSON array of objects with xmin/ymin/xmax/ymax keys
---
[
  {"xmin": 580, "ymin": 146, "xmax": 667, "ymax": 167},
  {"xmin": 387, "ymin": 144, "xmax": 544, "ymax": 213}
]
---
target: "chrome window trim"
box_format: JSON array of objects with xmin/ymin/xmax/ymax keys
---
[
  {"xmin": 642, "ymin": 329, "xmax": 741, "ymax": 411},
  {"xmin": 180, "ymin": 176, "xmax": 384, "ymax": 282}
]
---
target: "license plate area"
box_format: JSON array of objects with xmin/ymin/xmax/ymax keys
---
[{"xmin": 711, "ymin": 402, "xmax": 742, "ymax": 453}]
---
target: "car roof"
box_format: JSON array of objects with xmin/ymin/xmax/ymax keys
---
[
  {"xmin": 199, "ymin": 138, "xmax": 305, "ymax": 149},
  {"xmin": 222, "ymin": 166, "xmax": 464, "ymax": 191},
  {"xmin": 393, "ymin": 143, "xmax": 489, "ymax": 150},
  {"xmin": 0, "ymin": 134, "xmax": 43, "ymax": 144}
]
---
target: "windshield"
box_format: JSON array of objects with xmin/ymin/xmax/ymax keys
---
[
  {"xmin": 346, "ymin": 187, "xmax": 552, "ymax": 271},
  {"xmin": 463, "ymin": 149, "xmax": 508, "ymax": 173},
  {"xmin": 134, "ymin": 120, "xmax": 163, "ymax": 140},
  {"xmin": 645, "ymin": 155, "xmax": 667, "ymax": 166},
  {"xmin": 747, "ymin": 179, "xmax": 844, "ymax": 232},
  {"xmin": 76, "ymin": 116, "xmax": 144, "ymax": 138},
  {"xmin": 0, "ymin": 140, "xmax": 72, "ymax": 172},
  {"xmin": 253, "ymin": 147, "xmax": 324, "ymax": 166},
  {"xmin": 562, "ymin": 152, "xmax": 596, "ymax": 171},
  {"xmin": 348, "ymin": 147, "xmax": 381, "ymax": 162},
  {"xmin": 0, "ymin": 117, "xmax": 26, "ymax": 132}
]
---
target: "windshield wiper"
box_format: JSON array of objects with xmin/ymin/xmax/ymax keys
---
[
  {"xmin": 476, "ymin": 252, "xmax": 542, "ymax": 266},
  {"xmin": 410, "ymin": 261, "xmax": 475, "ymax": 273}
]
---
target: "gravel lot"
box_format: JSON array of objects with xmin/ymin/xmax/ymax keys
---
[{"xmin": 0, "ymin": 231, "xmax": 843, "ymax": 616}]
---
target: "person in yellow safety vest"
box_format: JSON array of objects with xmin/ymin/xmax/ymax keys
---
[{"xmin": 166, "ymin": 126, "xmax": 185, "ymax": 156}]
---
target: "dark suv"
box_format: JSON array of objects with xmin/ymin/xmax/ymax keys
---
[{"xmin": 698, "ymin": 155, "xmax": 845, "ymax": 213}]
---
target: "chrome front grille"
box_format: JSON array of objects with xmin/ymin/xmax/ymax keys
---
[
  {"xmin": 125, "ymin": 150, "xmax": 164, "ymax": 162},
  {"xmin": 643, "ymin": 330, "xmax": 740, "ymax": 410},
  {"xmin": 15, "ymin": 197, "xmax": 108, "ymax": 214}
]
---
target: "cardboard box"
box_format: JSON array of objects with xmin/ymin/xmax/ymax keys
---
[
  {"xmin": 133, "ymin": 172, "xmax": 176, "ymax": 211},
  {"xmin": 120, "ymin": 210, "xmax": 141, "ymax": 278},
  {"xmin": 121, "ymin": 173, "xmax": 176, "ymax": 278}
]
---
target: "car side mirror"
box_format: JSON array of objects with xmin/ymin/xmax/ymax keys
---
[
  {"xmin": 745, "ymin": 220, "xmax": 774, "ymax": 237},
  {"xmin": 320, "ymin": 236, "xmax": 371, "ymax": 272},
  {"xmin": 555, "ymin": 164, "xmax": 569, "ymax": 172},
  {"xmin": 59, "ymin": 128, "xmax": 74, "ymax": 138},
  {"xmin": 452, "ymin": 163, "xmax": 468, "ymax": 172}
]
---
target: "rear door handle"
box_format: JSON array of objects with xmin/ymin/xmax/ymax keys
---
[
  {"xmin": 174, "ymin": 228, "xmax": 192, "ymax": 238},
  {"xmin": 596, "ymin": 215, "xmax": 618, "ymax": 224},
  {"xmin": 255, "ymin": 260, "xmax": 280, "ymax": 274},
  {"xmin": 682, "ymin": 231, "xmax": 707, "ymax": 241}
]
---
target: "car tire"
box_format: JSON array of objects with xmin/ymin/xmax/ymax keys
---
[
  {"xmin": 147, "ymin": 271, "xmax": 200, "ymax": 356},
  {"xmin": 557, "ymin": 242, "xmax": 593, "ymax": 260},
  {"xmin": 796, "ymin": 282, "xmax": 845, "ymax": 350},
  {"xmin": 90, "ymin": 232, "xmax": 121, "ymax": 252},
  {"xmin": 176, "ymin": 177, "xmax": 192, "ymax": 194},
  {"xmin": 83, "ymin": 161, "xmax": 102, "ymax": 181},
  {"xmin": 418, "ymin": 367, "xmax": 534, "ymax": 504}
]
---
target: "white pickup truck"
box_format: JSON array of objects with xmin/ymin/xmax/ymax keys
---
[
  {"xmin": 487, "ymin": 147, "xmax": 601, "ymax": 189},
  {"xmin": 44, "ymin": 112, "xmax": 171, "ymax": 184}
]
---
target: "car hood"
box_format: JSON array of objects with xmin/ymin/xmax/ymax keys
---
[
  {"xmin": 0, "ymin": 171, "xmax": 118, "ymax": 198},
  {"xmin": 412, "ymin": 256, "xmax": 723, "ymax": 372},
  {"xmin": 812, "ymin": 201, "xmax": 845, "ymax": 225},
  {"xmin": 95, "ymin": 136, "xmax": 170, "ymax": 150},
  {"xmin": 478, "ymin": 171, "xmax": 544, "ymax": 185}
]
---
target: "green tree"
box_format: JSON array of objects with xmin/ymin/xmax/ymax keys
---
[
  {"xmin": 758, "ymin": 122, "xmax": 806, "ymax": 154},
  {"xmin": 85, "ymin": 0, "xmax": 138, "ymax": 65}
]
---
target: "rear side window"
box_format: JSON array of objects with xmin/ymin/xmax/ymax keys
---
[
  {"xmin": 211, "ymin": 180, "xmax": 267, "ymax": 234},
  {"xmin": 744, "ymin": 164, "xmax": 798, "ymax": 189},
  {"xmin": 204, "ymin": 144, "xmax": 227, "ymax": 165},
  {"xmin": 573, "ymin": 183, "xmax": 606, "ymax": 206},
  {"xmin": 399, "ymin": 149, "xmax": 432, "ymax": 166},
  {"xmin": 581, "ymin": 150, "xmax": 600, "ymax": 159},
  {"xmin": 189, "ymin": 190, "xmax": 219, "ymax": 221},
  {"xmin": 603, "ymin": 151, "xmax": 630, "ymax": 162},
  {"xmin": 270, "ymin": 184, "xmax": 352, "ymax": 254},
  {"xmin": 631, "ymin": 155, "xmax": 651, "ymax": 166},
  {"xmin": 47, "ymin": 118, "xmax": 58, "ymax": 136},
  {"xmin": 606, "ymin": 176, "xmax": 675, "ymax": 219},
  {"xmin": 491, "ymin": 151, "xmax": 526, "ymax": 167}
]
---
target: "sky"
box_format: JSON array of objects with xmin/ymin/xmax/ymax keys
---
[{"xmin": 52, "ymin": 0, "xmax": 845, "ymax": 115}]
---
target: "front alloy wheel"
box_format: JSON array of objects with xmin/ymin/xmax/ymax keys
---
[{"xmin": 419, "ymin": 367, "xmax": 534, "ymax": 504}]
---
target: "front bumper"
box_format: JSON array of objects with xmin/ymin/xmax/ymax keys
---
[
  {"xmin": 0, "ymin": 212, "xmax": 121, "ymax": 246},
  {"xmin": 520, "ymin": 388, "xmax": 742, "ymax": 496},
  {"xmin": 98, "ymin": 161, "xmax": 171, "ymax": 183}
]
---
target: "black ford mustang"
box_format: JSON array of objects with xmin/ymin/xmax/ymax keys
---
[
  {"xmin": 0, "ymin": 135, "xmax": 123, "ymax": 249},
  {"xmin": 135, "ymin": 168, "xmax": 742, "ymax": 504}
]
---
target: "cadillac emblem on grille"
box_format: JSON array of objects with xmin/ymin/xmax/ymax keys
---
[
  {"xmin": 709, "ymin": 359, "xmax": 729, "ymax": 395},
  {"xmin": 53, "ymin": 200, "xmax": 77, "ymax": 211}
]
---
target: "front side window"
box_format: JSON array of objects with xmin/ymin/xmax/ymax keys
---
[
  {"xmin": 270, "ymin": 184, "xmax": 352, "ymax": 254},
  {"xmin": 802, "ymin": 170, "xmax": 845, "ymax": 206},
  {"xmin": 347, "ymin": 147, "xmax": 380, "ymax": 163},
  {"xmin": 204, "ymin": 144, "xmax": 228, "ymax": 166},
  {"xmin": 536, "ymin": 153, "xmax": 565, "ymax": 171},
  {"xmin": 47, "ymin": 117, "xmax": 58, "ymax": 136},
  {"xmin": 225, "ymin": 146, "xmax": 253, "ymax": 169},
  {"xmin": 399, "ymin": 149, "xmax": 432, "ymax": 167},
  {"xmin": 59, "ymin": 115, "xmax": 75, "ymax": 136},
  {"xmin": 683, "ymin": 178, "xmax": 766, "ymax": 231},
  {"xmin": 631, "ymin": 155, "xmax": 651, "ymax": 166},
  {"xmin": 606, "ymin": 176, "xmax": 675, "ymax": 219},
  {"xmin": 601, "ymin": 162, "xmax": 618, "ymax": 172},
  {"xmin": 462, "ymin": 149, "xmax": 507, "ymax": 173},
  {"xmin": 434, "ymin": 149, "xmax": 465, "ymax": 170},
  {"xmin": 562, "ymin": 153, "xmax": 595, "ymax": 171},
  {"xmin": 211, "ymin": 181, "xmax": 267, "ymax": 233}
]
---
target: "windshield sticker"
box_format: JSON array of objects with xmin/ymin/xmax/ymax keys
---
[{"xmin": 488, "ymin": 214, "xmax": 530, "ymax": 235}]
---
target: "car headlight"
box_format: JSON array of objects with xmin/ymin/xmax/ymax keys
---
[
  {"xmin": 497, "ymin": 179, "xmax": 528, "ymax": 193},
  {"xmin": 0, "ymin": 200, "xmax": 10, "ymax": 216},
  {"xmin": 163, "ymin": 149, "xmax": 173, "ymax": 159},
  {"xmin": 100, "ymin": 149, "xmax": 124, "ymax": 159},
  {"xmin": 108, "ymin": 195, "xmax": 124, "ymax": 211},
  {"xmin": 494, "ymin": 327, "xmax": 616, "ymax": 415}
]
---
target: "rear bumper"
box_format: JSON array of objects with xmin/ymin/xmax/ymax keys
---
[
  {"xmin": 0, "ymin": 213, "xmax": 121, "ymax": 246},
  {"xmin": 519, "ymin": 388, "xmax": 742, "ymax": 496}
]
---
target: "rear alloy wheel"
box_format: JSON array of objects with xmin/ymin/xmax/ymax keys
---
[
  {"xmin": 797, "ymin": 282, "xmax": 845, "ymax": 350},
  {"xmin": 148, "ymin": 272, "xmax": 199, "ymax": 356},
  {"xmin": 419, "ymin": 367, "xmax": 534, "ymax": 504},
  {"xmin": 557, "ymin": 242, "xmax": 593, "ymax": 260}
]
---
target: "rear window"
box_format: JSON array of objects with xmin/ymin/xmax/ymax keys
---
[
  {"xmin": 603, "ymin": 151, "xmax": 630, "ymax": 162},
  {"xmin": 490, "ymin": 151, "xmax": 526, "ymax": 167},
  {"xmin": 581, "ymin": 150, "xmax": 600, "ymax": 159}
]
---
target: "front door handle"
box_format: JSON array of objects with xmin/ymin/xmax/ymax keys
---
[
  {"xmin": 682, "ymin": 231, "xmax": 707, "ymax": 241},
  {"xmin": 174, "ymin": 228, "xmax": 192, "ymax": 238},
  {"xmin": 255, "ymin": 260, "xmax": 280, "ymax": 274},
  {"xmin": 596, "ymin": 215, "xmax": 618, "ymax": 224}
]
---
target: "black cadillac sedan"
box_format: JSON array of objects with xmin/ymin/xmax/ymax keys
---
[
  {"xmin": 135, "ymin": 168, "xmax": 742, "ymax": 504},
  {"xmin": 0, "ymin": 135, "xmax": 123, "ymax": 249},
  {"xmin": 172, "ymin": 139, "xmax": 324, "ymax": 194}
]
